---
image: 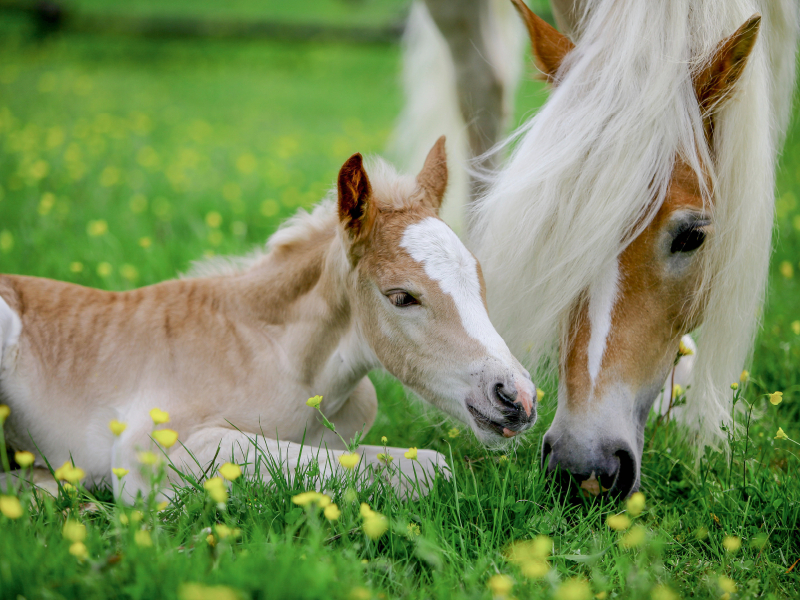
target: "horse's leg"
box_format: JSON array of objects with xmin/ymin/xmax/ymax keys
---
[{"xmin": 317, "ymin": 376, "xmax": 378, "ymax": 449}]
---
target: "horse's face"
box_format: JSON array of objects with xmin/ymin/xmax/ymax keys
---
[
  {"xmin": 338, "ymin": 139, "xmax": 536, "ymax": 445},
  {"xmin": 543, "ymin": 160, "xmax": 708, "ymax": 495},
  {"xmin": 511, "ymin": 2, "xmax": 761, "ymax": 495}
]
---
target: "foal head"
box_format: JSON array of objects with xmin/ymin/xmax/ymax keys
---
[
  {"xmin": 337, "ymin": 138, "xmax": 536, "ymax": 444},
  {"xmin": 510, "ymin": 2, "xmax": 762, "ymax": 495}
]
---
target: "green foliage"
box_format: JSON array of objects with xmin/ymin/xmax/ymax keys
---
[{"xmin": 0, "ymin": 8, "xmax": 798, "ymax": 600}]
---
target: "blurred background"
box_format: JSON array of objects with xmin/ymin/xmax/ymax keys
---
[{"xmin": 0, "ymin": 0, "xmax": 797, "ymax": 435}]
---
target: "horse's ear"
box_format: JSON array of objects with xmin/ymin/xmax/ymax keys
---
[
  {"xmin": 510, "ymin": 0, "xmax": 574, "ymax": 83},
  {"xmin": 415, "ymin": 136, "xmax": 448, "ymax": 214},
  {"xmin": 694, "ymin": 14, "xmax": 760, "ymax": 122},
  {"xmin": 338, "ymin": 153, "xmax": 375, "ymax": 243}
]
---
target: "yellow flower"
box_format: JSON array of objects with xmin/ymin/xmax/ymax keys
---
[
  {"xmin": 97, "ymin": 262, "xmax": 112, "ymax": 277},
  {"xmin": 120, "ymin": 264, "xmax": 139, "ymax": 283},
  {"xmin": 718, "ymin": 576, "xmax": 737, "ymax": 594},
  {"xmin": 324, "ymin": 504, "xmax": 341, "ymax": 521},
  {"xmin": 134, "ymin": 529, "xmax": 153, "ymax": 547},
  {"xmin": 620, "ymin": 525, "xmax": 646, "ymax": 548},
  {"xmin": 447, "ymin": 427, "xmax": 460, "ymax": 438},
  {"xmin": 507, "ymin": 535, "xmax": 552, "ymax": 562},
  {"xmin": 131, "ymin": 510, "xmax": 144, "ymax": 523},
  {"xmin": 62, "ymin": 483, "xmax": 77, "ymax": 497},
  {"xmin": 0, "ymin": 231, "xmax": 13, "ymax": 253},
  {"xmin": 86, "ymin": 219, "xmax": 108, "ymax": 237},
  {"xmin": 54, "ymin": 461, "xmax": 85, "ymax": 483},
  {"xmin": 0, "ymin": 404, "xmax": 10, "ymax": 424},
  {"xmin": 376, "ymin": 453, "xmax": 393, "ymax": 464},
  {"xmin": 69, "ymin": 262, "xmax": 84, "ymax": 273},
  {"xmin": 0, "ymin": 496, "xmax": 23, "ymax": 519},
  {"xmin": 555, "ymin": 578, "xmax": 591, "ymax": 600},
  {"xmin": 775, "ymin": 427, "xmax": 789, "ymax": 440},
  {"xmin": 206, "ymin": 533, "xmax": 216, "ymax": 546},
  {"xmin": 109, "ymin": 419, "xmax": 127, "ymax": 436},
  {"xmin": 595, "ymin": 593, "xmax": 608, "ymax": 600},
  {"xmin": 672, "ymin": 384, "xmax": 683, "ymax": 400},
  {"xmin": 536, "ymin": 388, "xmax": 545, "ymax": 402},
  {"xmin": 138, "ymin": 236, "xmax": 152, "ymax": 249},
  {"xmin": 14, "ymin": 451, "xmax": 35, "ymax": 468},
  {"xmin": 487, "ymin": 574, "xmax": 513, "ymax": 598},
  {"xmin": 178, "ymin": 583, "xmax": 241, "ymax": 600},
  {"xmin": 740, "ymin": 370, "xmax": 749, "ymax": 382},
  {"xmin": 723, "ymin": 535, "xmax": 741, "ymax": 552},
  {"xmin": 651, "ymin": 585, "xmax": 679, "ymax": 600},
  {"xmin": 156, "ymin": 501, "xmax": 169, "ymax": 511},
  {"xmin": 607, "ymin": 514, "xmax": 631, "ymax": 531},
  {"xmin": 779, "ymin": 260, "xmax": 794, "ymax": 278},
  {"xmin": 152, "ymin": 428, "xmax": 179, "ymax": 448},
  {"xmin": 626, "ymin": 491, "xmax": 646, "ymax": 516},
  {"xmin": 219, "ymin": 462, "xmax": 242, "ymax": 481},
  {"xmin": 305, "ymin": 395, "xmax": 322, "ymax": 408},
  {"xmin": 380, "ymin": 436, "xmax": 388, "ymax": 444},
  {"xmin": 678, "ymin": 339, "xmax": 694, "ymax": 356},
  {"xmin": 363, "ymin": 514, "xmax": 388, "ymax": 540},
  {"xmin": 769, "ymin": 391, "xmax": 783, "ymax": 405},
  {"xmin": 112, "ymin": 468, "xmax": 129, "ymax": 478},
  {"xmin": 521, "ymin": 559, "xmax": 550, "ymax": 579},
  {"xmin": 406, "ymin": 522, "xmax": 420, "ymax": 537},
  {"xmin": 215, "ymin": 524, "xmax": 241, "ymax": 539},
  {"xmin": 68, "ymin": 541, "xmax": 88, "ymax": 560},
  {"xmin": 338, "ymin": 453, "xmax": 360, "ymax": 470},
  {"xmin": 348, "ymin": 587, "xmax": 371, "ymax": 600},
  {"xmin": 203, "ymin": 477, "xmax": 228, "ymax": 504},
  {"xmin": 404, "ymin": 447, "xmax": 418, "ymax": 460},
  {"xmin": 205, "ymin": 211, "xmax": 222, "ymax": 228},
  {"xmin": 137, "ymin": 451, "xmax": 159, "ymax": 465},
  {"xmin": 792, "ymin": 320, "xmax": 800, "ymax": 336},
  {"xmin": 730, "ymin": 382, "xmax": 739, "ymax": 390},
  {"xmin": 63, "ymin": 520, "xmax": 86, "ymax": 542},
  {"xmin": 149, "ymin": 407, "xmax": 170, "ymax": 424},
  {"xmin": 292, "ymin": 491, "xmax": 323, "ymax": 506}
]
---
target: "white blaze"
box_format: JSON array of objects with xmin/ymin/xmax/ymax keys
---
[
  {"xmin": 400, "ymin": 217, "xmax": 509, "ymax": 357},
  {"xmin": 587, "ymin": 258, "xmax": 620, "ymax": 386}
]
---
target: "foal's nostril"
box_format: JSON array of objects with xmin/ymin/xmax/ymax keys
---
[{"xmin": 493, "ymin": 382, "xmax": 519, "ymax": 410}]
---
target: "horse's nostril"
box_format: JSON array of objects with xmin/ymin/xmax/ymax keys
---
[
  {"xmin": 612, "ymin": 447, "xmax": 637, "ymax": 498},
  {"xmin": 493, "ymin": 382, "xmax": 518, "ymax": 410}
]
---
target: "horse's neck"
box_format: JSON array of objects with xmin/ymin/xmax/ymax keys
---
[{"xmin": 236, "ymin": 230, "xmax": 377, "ymax": 407}]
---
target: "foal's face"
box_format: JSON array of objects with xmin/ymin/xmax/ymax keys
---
[{"xmin": 339, "ymin": 139, "xmax": 537, "ymax": 445}]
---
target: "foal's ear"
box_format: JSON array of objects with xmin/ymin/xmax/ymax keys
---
[
  {"xmin": 510, "ymin": 0, "xmax": 574, "ymax": 83},
  {"xmin": 694, "ymin": 14, "xmax": 761, "ymax": 120},
  {"xmin": 338, "ymin": 153, "xmax": 375, "ymax": 242},
  {"xmin": 415, "ymin": 136, "xmax": 448, "ymax": 214}
]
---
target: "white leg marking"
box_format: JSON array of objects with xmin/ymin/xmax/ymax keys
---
[
  {"xmin": 587, "ymin": 258, "xmax": 620, "ymax": 386},
  {"xmin": 400, "ymin": 217, "xmax": 509, "ymax": 357}
]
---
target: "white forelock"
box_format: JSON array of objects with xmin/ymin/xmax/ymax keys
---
[{"xmin": 472, "ymin": 0, "xmax": 798, "ymax": 453}]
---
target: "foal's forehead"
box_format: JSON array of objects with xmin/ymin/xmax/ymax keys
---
[{"xmin": 399, "ymin": 216, "xmax": 480, "ymax": 285}]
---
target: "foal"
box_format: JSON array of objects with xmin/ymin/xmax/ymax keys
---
[{"xmin": 0, "ymin": 138, "xmax": 536, "ymax": 502}]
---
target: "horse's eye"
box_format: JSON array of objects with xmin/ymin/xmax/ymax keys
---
[
  {"xmin": 670, "ymin": 226, "xmax": 706, "ymax": 253},
  {"xmin": 387, "ymin": 291, "xmax": 419, "ymax": 307}
]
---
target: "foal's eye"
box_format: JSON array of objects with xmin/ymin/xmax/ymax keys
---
[
  {"xmin": 387, "ymin": 291, "xmax": 419, "ymax": 307},
  {"xmin": 670, "ymin": 226, "xmax": 707, "ymax": 253}
]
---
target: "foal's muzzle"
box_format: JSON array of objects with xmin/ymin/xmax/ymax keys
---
[{"xmin": 468, "ymin": 378, "xmax": 537, "ymax": 439}]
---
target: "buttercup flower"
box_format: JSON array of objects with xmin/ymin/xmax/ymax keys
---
[
  {"xmin": 215, "ymin": 524, "xmax": 241, "ymax": 540},
  {"xmin": 338, "ymin": 453, "xmax": 360, "ymax": 470},
  {"xmin": 306, "ymin": 395, "xmax": 322, "ymax": 408},
  {"xmin": 769, "ymin": 391, "xmax": 783, "ymax": 405},
  {"xmin": 404, "ymin": 447, "xmax": 418, "ymax": 460},
  {"xmin": 651, "ymin": 585, "xmax": 679, "ymax": 600},
  {"xmin": 86, "ymin": 219, "xmax": 108, "ymax": 237},
  {"xmin": 718, "ymin": 576, "xmax": 737, "ymax": 594},
  {"xmin": 626, "ymin": 492, "xmax": 645, "ymax": 516},
  {"xmin": 607, "ymin": 514, "xmax": 631, "ymax": 531},
  {"xmin": 730, "ymin": 382, "xmax": 739, "ymax": 390},
  {"xmin": 555, "ymin": 578, "xmax": 591, "ymax": 600},
  {"xmin": 406, "ymin": 522, "xmax": 421, "ymax": 537},
  {"xmin": 324, "ymin": 503, "xmax": 341, "ymax": 521},
  {"xmin": 376, "ymin": 453, "xmax": 393, "ymax": 464},
  {"xmin": 447, "ymin": 427, "xmax": 460, "ymax": 438},
  {"xmin": 362, "ymin": 513, "xmax": 388, "ymax": 540},
  {"xmin": 672, "ymin": 384, "xmax": 683, "ymax": 400},
  {"xmin": 54, "ymin": 461, "xmax": 85, "ymax": 483},
  {"xmin": 0, "ymin": 404, "xmax": 9, "ymax": 424},
  {"xmin": 219, "ymin": 462, "xmax": 242, "ymax": 481},
  {"xmin": 292, "ymin": 491, "xmax": 322, "ymax": 506},
  {"xmin": 134, "ymin": 529, "xmax": 153, "ymax": 547},
  {"xmin": 14, "ymin": 451, "xmax": 35, "ymax": 468},
  {"xmin": 0, "ymin": 496, "xmax": 23, "ymax": 519},
  {"xmin": 204, "ymin": 477, "xmax": 228, "ymax": 504},
  {"xmin": 381, "ymin": 436, "xmax": 388, "ymax": 444},
  {"xmin": 63, "ymin": 520, "xmax": 86, "ymax": 542},
  {"xmin": 112, "ymin": 468, "xmax": 128, "ymax": 478},
  {"xmin": 723, "ymin": 535, "xmax": 741, "ymax": 552},
  {"xmin": 620, "ymin": 525, "xmax": 646, "ymax": 548},
  {"xmin": 740, "ymin": 370, "xmax": 749, "ymax": 382},
  {"xmin": 775, "ymin": 427, "xmax": 789, "ymax": 440},
  {"xmin": 108, "ymin": 419, "xmax": 127, "ymax": 436},
  {"xmin": 536, "ymin": 388, "xmax": 545, "ymax": 402},
  {"xmin": 792, "ymin": 320, "xmax": 800, "ymax": 336},
  {"xmin": 156, "ymin": 501, "xmax": 169, "ymax": 512},
  {"xmin": 152, "ymin": 428, "xmax": 179, "ymax": 448},
  {"xmin": 149, "ymin": 408, "xmax": 170, "ymax": 424},
  {"xmin": 487, "ymin": 574, "xmax": 513, "ymax": 598},
  {"xmin": 137, "ymin": 451, "xmax": 159, "ymax": 465},
  {"xmin": 678, "ymin": 339, "xmax": 694, "ymax": 356},
  {"xmin": 521, "ymin": 559, "xmax": 550, "ymax": 579}
]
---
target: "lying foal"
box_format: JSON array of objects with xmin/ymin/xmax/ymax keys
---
[{"xmin": 0, "ymin": 138, "xmax": 536, "ymax": 502}]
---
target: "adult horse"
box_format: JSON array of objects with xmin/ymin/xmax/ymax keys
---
[
  {"xmin": 395, "ymin": 0, "xmax": 798, "ymax": 496},
  {"xmin": 0, "ymin": 139, "xmax": 536, "ymax": 502}
]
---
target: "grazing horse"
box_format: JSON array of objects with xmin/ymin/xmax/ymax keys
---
[
  {"xmin": 0, "ymin": 138, "xmax": 536, "ymax": 502},
  {"xmin": 396, "ymin": 0, "xmax": 798, "ymax": 496}
]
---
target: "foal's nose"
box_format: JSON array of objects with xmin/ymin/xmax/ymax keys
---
[{"xmin": 491, "ymin": 380, "xmax": 536, "ymax": 426}]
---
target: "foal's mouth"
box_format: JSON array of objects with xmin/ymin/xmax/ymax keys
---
[{"xmin": 467, "ymin": 404, "xmax": 521, "ymax": 438}]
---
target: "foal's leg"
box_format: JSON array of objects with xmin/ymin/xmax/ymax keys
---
[{"xmin": 316, "ymin": 377, "xmax": 378, "ymax": 449}]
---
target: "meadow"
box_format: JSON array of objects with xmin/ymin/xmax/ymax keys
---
[{"xmin": 0, "ymin": 4, "xmax": 798, "ymax": 599}]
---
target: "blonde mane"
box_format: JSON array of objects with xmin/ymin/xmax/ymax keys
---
[{"xmin": 473, "ymin": 0, "xmax": 797, "ymax": 452}]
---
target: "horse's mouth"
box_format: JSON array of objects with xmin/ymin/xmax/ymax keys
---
[{"xmin": 467, "ymin": 404, "xmax": 520, "ymax": 438}]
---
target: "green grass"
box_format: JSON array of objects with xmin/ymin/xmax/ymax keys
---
[{"xmin": 1, "ymin": 9, "xmax": 799, "ymax": 600}]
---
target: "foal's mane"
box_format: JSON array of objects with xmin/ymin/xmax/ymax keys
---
[
  {"xmin": 473, "ymin": 0, "xmax": 797, "ymax": 452},
  {"xmin": 186, "ymin": 157, "xmax": 420, "ymax": 279}
]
